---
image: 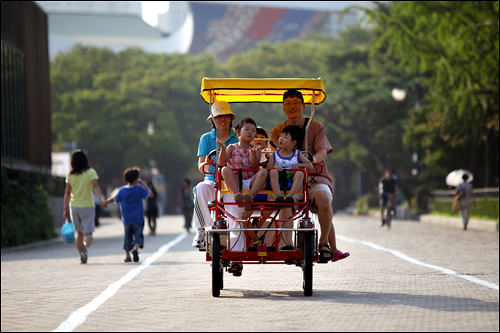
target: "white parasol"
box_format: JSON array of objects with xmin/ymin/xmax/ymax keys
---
[{"xmin": 446, "ymin": 169, "xmax": 473, "ymax": 187}]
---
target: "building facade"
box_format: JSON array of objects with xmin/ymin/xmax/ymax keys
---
[
  {"xmin": 1, "ymin": 1, "xmax": 51, "ymax": 173},
  {"xmin": 36, "ymin": 1, "xmax": 362, "ymax": 60}
]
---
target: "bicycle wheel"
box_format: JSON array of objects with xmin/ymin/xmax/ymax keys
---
[
  {"xmin": 302, "ymin": 230, "xmax": 313, "ymax": 296},
  {"xmin": 386, "ymin": 207, "xmax": 392, "ymax": 228},
  {"xmin": 212, "ymin": 232, "xmax": 222, "ymax": 297}
]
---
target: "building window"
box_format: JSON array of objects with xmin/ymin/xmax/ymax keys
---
[{"xmin": 1, "ymin": 40, "xmax": 28, "ymax": 162}]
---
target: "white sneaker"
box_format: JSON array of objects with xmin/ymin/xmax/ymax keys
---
[{"xmin": 192, "ymin": 229, "xmax": 205, "ymax": 248}]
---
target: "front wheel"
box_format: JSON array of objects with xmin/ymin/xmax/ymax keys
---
[
  {"xmin": 386, "ymin": 207, "xmax": 392, "ymax": 228},
  {"xmin": 302, "ymin": 230, "xmax": 313, "ymax": 296},
  {"xmin": 212, "ymin": 233, "xmax": 223, "ymax": 297}
]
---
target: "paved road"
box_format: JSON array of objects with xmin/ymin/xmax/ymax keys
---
[{"xmin": 1, "ymin": 214, "xmax": 498, "ymax": 332}]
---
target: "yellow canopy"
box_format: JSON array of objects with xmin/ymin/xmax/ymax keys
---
[{"xmin": 200, "ymin": 77, "xmax": 326, "ymax": 104}]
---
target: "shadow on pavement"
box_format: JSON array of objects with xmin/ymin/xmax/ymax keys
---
[
  {"xmin": 219, "ymin": 288, "xmax": 498, "ymax": 313},
  {"xmin": 1, "ymin": 232, "xmax": 194, "ymax": 262}
]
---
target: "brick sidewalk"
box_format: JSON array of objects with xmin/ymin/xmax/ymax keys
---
[
  {"xmin": 420, "ymin": 214, "xmax": 498, "ymax": 232},
  {"xmin": 1, "ymin": 214, "xmax": 498, "ymax": 332}
]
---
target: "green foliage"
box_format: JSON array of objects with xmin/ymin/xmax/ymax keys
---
[
  {"xmin": 51, "ymin": 46, "xmax": 222, "ymax": 210},
  {"xmin": 222, "ymin": 29, "xmax": 419, "ymax": 201},
  {"xmin": 1, "ymin": 168, "xmax": 57, "ymax": 248},
  {"xmin": 222, "ymin": 37, "xmax": 333, "ymax": 132},
  {"xmin": 319, "ymin": 25, "xmax": 420, "ymax": 198},
  {"xmin": 432, "ymin": 198, "xmax": 499, "ymax": 221},
  {"xmin": 354, "ymin": 192, "xmax": 379, "ymax": 213},
  {"xmin": 49, "ymin": 29, "xmax": 421, "ymax": 211},
  {"xmin": 50, "ymin": 10, "xmax": 498, "ymax": 213},
  {"xmin": 414, "ymin": 184, "xmax": 433, "ymax": 213},
  {"xmin": 354, "ymin": 1, "xmax": 499, "ymax": 187}
]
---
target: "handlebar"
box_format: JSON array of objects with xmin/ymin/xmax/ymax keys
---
[
  {"xmin": 201, "ymin": 149, "xmax": 323, "ymax": 175},
  {"xmin": 201, "ymin": 163, "xmax": 323, "ymax": 176}
]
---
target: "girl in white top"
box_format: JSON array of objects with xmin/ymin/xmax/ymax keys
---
[{"xmin": 267, "ymin": 125, "xmax": 314, "ymax": 202}]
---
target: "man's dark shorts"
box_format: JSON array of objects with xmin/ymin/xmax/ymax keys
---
[
  {"xmin": 380, "ymin": 193, "xmax": 394, "ymax": 207},
  {"xmin": 266, "ymin": 171, "xmax": 293, "ymax": 192}
]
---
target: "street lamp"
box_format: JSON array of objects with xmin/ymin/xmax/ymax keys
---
[
  {"xmin": 392, "ymin": 87, "xmax": 418, "ymax": 177},
  {"xmin": 391, "ymin": 88, "xmax": 406, "ymax": 101},
  {"xmin": 147, "ymin": 121, "xmax": 155, "ymax": 136}
]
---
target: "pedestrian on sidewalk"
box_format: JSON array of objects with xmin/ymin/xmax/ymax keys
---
[
  {"xmin": 456, "ymin": 174, "xmax": 474, "ymax": 230},
  {"xmin": 103, "ymin": 167, "xmax": 152, "ymax": 263},
  {"xmin": 146, "ymin": 181, "xmax": 158, "ymax": 235},
  {"xmin": 64, "ymin": 150, "xmax": 106, "ymax": 264},
  {"xmin": 179, "ymin": 178, "xmax": 194, "ymax": 233}
]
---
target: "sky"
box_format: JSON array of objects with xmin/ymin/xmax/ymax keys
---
[
  {"xmin": 141, "ymin": 1, "xmax": 369, "ymax": 26},
  {"xmin": 142, "ymin": 1, "xmax": 170, "ymax": 26}
]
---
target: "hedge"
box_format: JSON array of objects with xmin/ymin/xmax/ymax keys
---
[
  {"xmin": 354, "ymin": 193, "xmax": 379, "ymax": 213},
  {"xmin": 1, "ymin": 168, "xmax": 58, "ymax": 248},
  {"xmin": 432, "ymin": 198, "xmax": 499, "ymax": 221}
]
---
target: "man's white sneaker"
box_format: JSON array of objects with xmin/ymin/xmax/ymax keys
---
[{"xmin": 192, "ymin": 229, "xmax": 205, "ymax": 248}]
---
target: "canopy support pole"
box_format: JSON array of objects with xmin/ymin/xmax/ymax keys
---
[
  {"xmin": 305, "ymin": 90, "xmax": 316, "ymax": 156},
  {"xmin": 209, "ymin": 91, "xmax": 220, "ymax": 178}
]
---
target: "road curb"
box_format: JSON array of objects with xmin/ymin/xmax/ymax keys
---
[
  {"xmin": 363, "ymin": 210, "xmax": 498, "ymax": 233},
  {"xmin": 1, "ymin": 237, "xmax": 63, "ymax": 254},
  {"xmin": 419, "ymin": 214, "xmax": 498, "ymax": 233}
]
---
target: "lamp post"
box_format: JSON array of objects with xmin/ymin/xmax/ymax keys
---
[
  {"xmin": 391, "ymin": 87, "xmax": 419, "ymax": 177},
  {"xmin": 391, "ymin": 88, "xmax": 406, "ymax": 101},
  {"xmin": 147, "ymin": 121, "xmax": 155, "ymax": 136}
]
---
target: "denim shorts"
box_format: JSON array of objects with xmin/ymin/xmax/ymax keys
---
[
  {"xmin": 265, "ymin": 172, "xmax": 293, "ymax": 192},
  {"xmin": 123, "ymin": 223, "xmax": 144, "ymax": 251},
  {"xmin": 254, "ymin": 193, "xmax": 268, "ymax": 202}
]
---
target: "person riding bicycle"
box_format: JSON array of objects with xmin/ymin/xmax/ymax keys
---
[{"xmin": 379, "ymin": 169, "xmax": 398, "ymax": 226}]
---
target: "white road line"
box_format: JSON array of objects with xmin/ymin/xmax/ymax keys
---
[
  {"xmin": 53, "ymin": 232, "xmax": 188, "ymax": 332},
  {"xmin": 338, "ymin": 235, "xmax": 499, "ymax": 291}
]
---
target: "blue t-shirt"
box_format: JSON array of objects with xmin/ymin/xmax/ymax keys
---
[
  {"xmin": 197, "ymin": 128, "xmax": 239, "ymax": 182},
  {"xmin": 114, "ymin": 185, "xmax": 150, "ymax": 225}
]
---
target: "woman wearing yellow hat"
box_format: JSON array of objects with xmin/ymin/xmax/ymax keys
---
[{"xmin": 191, "ymin": 101, "xmax": 239, "ymax": 249}]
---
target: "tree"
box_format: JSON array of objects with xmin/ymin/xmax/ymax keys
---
[
  {"xmin": 319, "ymin": 26, "xmax": 420, "ymax": 201},
  {"xmin": 352, "ymin": 1, "xmax": 499, "ymax": 187},
  {"xmin": 222, "ymin": 30, "xmax": 418, "ymax": 205},
  {"xmin": 51, "ymin": 26, "xmax": 429, "ymax": 211},
  {"xmin": 51, "ymin": 46, "xmax": 221, "ymax": 212}
]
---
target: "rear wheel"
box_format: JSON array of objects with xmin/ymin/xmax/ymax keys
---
[
  {"xmin": 302, "ymin": 230, "xmax": 313, "ymax": 296},
  {"xmin": 212, "ymin": 233, "xmax": 222, "ymax": 297}
]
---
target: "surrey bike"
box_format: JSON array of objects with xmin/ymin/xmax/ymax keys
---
[{"xmin": 199, "ymin": 77, "xmax": 326, "ymax": 297}]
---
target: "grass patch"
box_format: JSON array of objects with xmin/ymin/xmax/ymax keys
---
[{"xmin": 432, "ymin": 198, "xmax": 499, "ymax": 221}]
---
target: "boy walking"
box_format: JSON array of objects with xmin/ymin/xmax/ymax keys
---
[{"xmin": 104, "ymin": 167, "xmax": 152, "ymax": 262}]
